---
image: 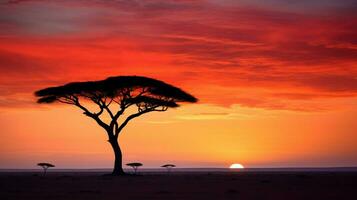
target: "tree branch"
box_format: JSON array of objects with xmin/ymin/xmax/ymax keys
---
[
  {"xmin": 114, "ymin": 105, "xmax": 165, "ymax": 138},
  {"xmin": 100, "ymin": 99, "xmax": 114, "ymax": 119},
  {"xmin": 72, "ymin": 97, "xmax": 110, "ymax": 132},
  {"xmin": 114, "ymin": 111, "xmax": 144, "ymax": 138}
]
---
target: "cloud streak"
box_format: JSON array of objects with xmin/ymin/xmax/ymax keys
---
[{"xmin": 0, "ymin": 0, "xmax": 356, "ymax": 111}]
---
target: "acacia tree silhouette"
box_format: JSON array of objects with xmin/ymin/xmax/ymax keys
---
[
  {"xmin": 126, "ymin": 162, "xmax": 143, "ymax": 175},
  {"xmin": 161, "ymin": 164, "xmax": 176, "ymax": 173},
  {"xmin": 35, "ymin": 76, "xmax": 197, "ymax": 175},
  {"xmin": 37, "ymin": 163, "xmax": 55, "ymax": 176}
]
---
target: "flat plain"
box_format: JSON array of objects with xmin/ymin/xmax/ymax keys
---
[{"xmin": 0, "ymin": 171, "xmax": 356, "ymax": 200}]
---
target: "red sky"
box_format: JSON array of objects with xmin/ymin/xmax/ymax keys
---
[{"xmin": 0, "ymin": 0, "xmax": 357, "ymax": 168}]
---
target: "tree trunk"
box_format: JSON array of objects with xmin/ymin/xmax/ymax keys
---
[{"xmin": 109, "ymin": 138, "xmax": 125, "ymax": 175}]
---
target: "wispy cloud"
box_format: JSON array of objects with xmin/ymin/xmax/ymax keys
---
[{"xmin": 0, "ymin": 0, "xmax": 356, "ymax": 111}]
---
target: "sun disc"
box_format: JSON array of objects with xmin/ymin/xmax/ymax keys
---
[{"xmin": 229, "ymin": 163, "xmax": 244, "ymax": 169}]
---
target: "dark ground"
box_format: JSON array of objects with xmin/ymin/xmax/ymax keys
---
[{"xmin": 0, "ymin": 171, "xmax": 356, "ymax": 200}]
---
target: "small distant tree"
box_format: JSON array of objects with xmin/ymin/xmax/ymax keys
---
[
  {"xmin": 37, "ymin": 163, "xmax": 55, "ymax": 176},
  {"xmin": 126, "ymin": 163, "xmax": 143, "ymax": 174},
  {"xmin": 161, "ymin": 164, "xmax": 176, "ymax": 173},
  {"xmin": 35, "ymin": 76, "xmax": 197, "ymax": 175}
]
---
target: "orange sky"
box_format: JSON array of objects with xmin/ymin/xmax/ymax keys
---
[{"xmin": 0, "ymin": 0, "xmax": 357, "ymax": 168}]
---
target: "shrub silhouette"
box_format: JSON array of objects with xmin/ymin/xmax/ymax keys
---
[
  {"xmin": 161, "ymin": 164, "xmax": 176, "ymax": 173},
  {"xmin": 35, "ymin": 76, "xmax": 197, "ymax": 175},
  {"xmin": 126, "ymin": 162, "xmax": 143, "ymax": 174},
  {"xmin": 37, "ymin": 163, "xmax": 55, "ymax": 176}
]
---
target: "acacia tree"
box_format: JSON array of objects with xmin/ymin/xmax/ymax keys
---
[
  {"xmin": 126, "ymin": 162, "xmax": 143, "ymax": 175},
  {"xmin": 161, "ymin": 164, "xmax": 176, "ymax": 173},
  {"xmin": 37, "ymin": 163, "xmax": 55, "ymax": 176},
  {"xmin": 35, "ymin": 76, "xmax": 197, "ymax": 175}
]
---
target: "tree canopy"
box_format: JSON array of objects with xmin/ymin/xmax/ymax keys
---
[
  {"xmin": 161, "ymin": 164, "xmax": 176, "ymax": 168},
  {"xmin": 126, "ymin": 163, "xmax": 143, "ymax": 167},
  {"xmin": 35, "ymin": 76, "xmax": 197, "ymax": 105},
  {"xmin": 37, "ymin": 163, "xmax": 55, "ymax": 168},
  {"xmin": 35, "ymin": 76, "xmax": 197, "ymax": 138}
]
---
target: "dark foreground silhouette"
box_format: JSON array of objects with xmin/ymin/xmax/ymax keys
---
[
  {"xmin": 35, "ymin": 76, "xmax": 197, "ymax": 175},
  {"xmin": 126, "ymin": 163, "xmax": 143, "ymax": 175},
  {"xmin": 161, "ymin": 164, "xmax": 176, "ymax": 173},
  {"xmin": 0, "ymin": 171, "xmax": 356, "ymax": 200},
  {"xmin": 37, "ymin": 163, "xmax": 55, "ymax": 176}
]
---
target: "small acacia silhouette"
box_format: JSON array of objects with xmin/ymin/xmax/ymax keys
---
[
  {"xmin": 161, "ymin": 164, "xmax": 176, "ymax": 173},
  {"xmin": 35, "ymin": 76, "xmax": 197, "ymax": 175},
  {"xmin": 37, "ymin": 163, "xmax": 55, "ymax": 176},
  {"xmin": 126, "ymin": 162, "xmax": 143, "ymax": 174}
]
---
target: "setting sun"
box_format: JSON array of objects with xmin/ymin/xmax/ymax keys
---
[{"xmin": 229, "ymin": 164, "xmax": 245, "ymax": 169}]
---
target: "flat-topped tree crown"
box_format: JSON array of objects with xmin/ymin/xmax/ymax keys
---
[
  {"xmin": 126, "ymin": 162, "xmax": 143, "ymax": 167},
  {"xmin": 35, "ymin": 76, "xmax": 197, "ymax": 105},
  {"xmin": 34, "ymin": 76, "xmax": 197, "ymax": 175},
  {"xmin": 37, "ymin": 163, "xmax": 55, "ymax": 168},
  {"xmin": 161, "ymin": 164, "xmax": 176, "ymax": 168}
]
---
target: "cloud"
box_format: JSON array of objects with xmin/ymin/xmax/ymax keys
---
[
  {"xmin": 0, "ymin": 1, "xmax": 110, "ymax": 36},
  {"xmin": 210, "ymin": 0, "xmax": 357, "ymax": 13},
  {"xmin": 0, "ymin": 0, "xmax": 356, "ymax": 111}
]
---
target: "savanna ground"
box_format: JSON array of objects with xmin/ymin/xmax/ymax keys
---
[{"xmin": 0, "ymin": 171, "xmax": 356, "ymax": 200}]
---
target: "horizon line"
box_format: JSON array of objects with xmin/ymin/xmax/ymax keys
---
[{"xmin": 1, "ymin": 166, "xmax": 357, "ymax": 170}]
